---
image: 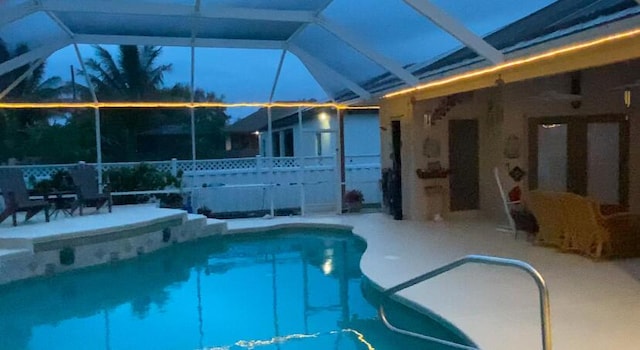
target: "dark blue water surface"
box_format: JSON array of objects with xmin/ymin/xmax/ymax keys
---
[{"xmin": 0, "ymin": 228, "xmax": 472, "ymax": 349}]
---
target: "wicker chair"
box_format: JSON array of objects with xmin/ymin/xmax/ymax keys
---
[
  {"xmin": 528, "ymin": 191, "xmax": 568, "ymax": 247},
  {"xmin": 0, "ymin": 168, "xmax": 50, "ymax": 226},
  {"xmin": 561, "ymin": 193, "xmax": 640, "ymax": 259}
]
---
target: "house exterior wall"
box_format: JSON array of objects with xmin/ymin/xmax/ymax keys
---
[
  {"xmin": 343, "ymin": 112, "xmax": 381, "ymax": 156},
  {"xmin": 380, "ymin": 59, "xmax": 640, "ymax": 221},
  {"xmin": 261, "ymin": 111, "xmax": 380, "ymax": 158}
]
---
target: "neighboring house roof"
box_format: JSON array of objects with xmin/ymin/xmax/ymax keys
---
[
  {"xmin": 335, "ymin": 0, "xmax": 640, "ymax": 101},
  {"xmin": 227, "ymin": 106, "xmax": 379, "ymax": 134},
  {"xmin": 225, "ymin": 106, "xmax": 303, "ymax": 133}
]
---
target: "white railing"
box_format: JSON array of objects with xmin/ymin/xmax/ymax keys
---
[{"xmin": 2, "ymin": 155, "xmax": 381, "ymax": 215}]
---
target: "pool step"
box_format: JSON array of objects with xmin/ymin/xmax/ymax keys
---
[
  {"xmin": 204, "ymin": 218, "xmax": 227, "ymax": 236},
  {"xmin": 173, "ymin": 214, "xmax": 227, "ymax": 242}
]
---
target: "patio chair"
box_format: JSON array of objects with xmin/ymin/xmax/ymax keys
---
[
  {"xmin": 0, "ymin": 168, "xmax": 50, "ymax": 226},
  {"xmin": 561, "ymin": 192, "xmax": 640, "ymax": 259},
  {"xmin": 528, "ymin": 191, "xmax": 567, "ymax": 248},
  {"xmin": 69, "ymin": 164, "xmax": 112, "ymax": 216}
]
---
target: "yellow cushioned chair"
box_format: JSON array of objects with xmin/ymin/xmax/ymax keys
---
[{"xmin": 528, "ymin": 191, "xmax": 567, "ymax": 248}]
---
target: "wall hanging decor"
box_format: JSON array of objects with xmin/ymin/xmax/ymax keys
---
[
  {"xmin": 422, "ymin": 137, "xmax": 441, "ymax": 158},
  {"xmin": 504, "ymin": 134, "xmax": 520, "ymax": 159}
]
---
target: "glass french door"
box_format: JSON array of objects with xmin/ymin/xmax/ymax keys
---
[
  {"xmin": 536, "ymin": 123, "xmax": 568, "ymax": 192},
  {"xmin": 529, "ymin": 115, "xmax": 629, "ymax": 206}
]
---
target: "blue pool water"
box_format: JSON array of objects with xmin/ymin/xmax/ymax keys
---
[{"xmin": 0, "ymin": 228, "xmax": 472, "ymax": 349}]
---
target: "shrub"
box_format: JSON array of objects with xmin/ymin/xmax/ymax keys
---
[
  {"xmin": 343, "ymin": 189, "xmax": 364, "ymax": 203},
  {"xmin": 33, "ymin": 170, "xmax": 75, "ymax": 194},
  {"xmin": 105, "ymin": 163, "xmax": 183, "ymax": 207}
]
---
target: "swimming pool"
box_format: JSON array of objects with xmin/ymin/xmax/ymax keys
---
[{"xmin": 0, "ymin": 228, "xmax": 473, "ymax": 349}]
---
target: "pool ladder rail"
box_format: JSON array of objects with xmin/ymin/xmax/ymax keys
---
[{"xmin": 378, "ymin": 254, "xmax": 552, "ymax": 350}]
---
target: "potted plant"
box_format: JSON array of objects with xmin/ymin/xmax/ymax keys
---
[{"xmin": 343, "ymin": 189, "xmax": 364, "ymax": 213}]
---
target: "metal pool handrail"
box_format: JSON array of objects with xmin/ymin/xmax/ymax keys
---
[{"xmin": 379, "ymin": 254, "xmax": 552, "ymax": 350}]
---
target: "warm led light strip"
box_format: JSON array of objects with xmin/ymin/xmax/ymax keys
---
[
  {"xmin": 384, "ymin": 27, "xmax": 640, "ymax": 99},
  {"xmin": 0, "ymin": 101, "xmax": 379, "ymax": 110}
]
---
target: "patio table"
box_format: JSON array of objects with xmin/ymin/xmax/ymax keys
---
[{"xmin": 41, "ymin": 190, "xmax": 76, "ymax": 218}]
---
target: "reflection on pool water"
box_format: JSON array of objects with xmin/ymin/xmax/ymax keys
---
[{"xmin": 0, "ymin": 228, "xmax": 473, "ymax": 350}]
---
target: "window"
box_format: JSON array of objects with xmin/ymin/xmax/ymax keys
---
[
  {"xmin": 315, "ymin": 132, "xmax": 322, "ymax": 156},
  {"xmin": 284, "ymin": 129, "xmax": 294, "ymax": 157},
  {"xmin": 528, "ymin": 114, "xmax": 629, "ymax": 206},
  {"xmin": 272, "ymin": 132, "xmax": 280, "ymax": 157}
]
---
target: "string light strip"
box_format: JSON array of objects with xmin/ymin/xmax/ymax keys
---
[
  {"xmin": 0, "ymin": 101, "xmax": 379, "ymax": 110},
  {"xmin": 384, "ymin": 27, "xmax": 640, "ymax": 99}
]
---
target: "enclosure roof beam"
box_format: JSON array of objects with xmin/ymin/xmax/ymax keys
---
[
  {"xmin": 74, "ymin": 34, "xmax": 285, "ymax": 50},
  {"xmin": 0, "ymin": 39, "xmax": 70, "ymax": 77},
  {"xmin": 39, "ymin": 0, "xmax": 315, "ymax": 23},
  {"xmin": 0, "ymin": 58, "xmax": 46, "ymax": 101},
  {"xmin": 403, "ymin": 0, "xmax": 504, "ymax": 64},
  {"xmin": 317, "ymin": 16, "xmax": 419, "ymax": 86},
  {"xmin": 269, "ymin": 49, "xmax": 287, "ymax": 103},
  {"xmin": 0, "ymin": 1, "xmax": 38, "ymax": 26},
  {"xmin": 289, "ymin": 44, "xmax": 371, "ymax": 100}
]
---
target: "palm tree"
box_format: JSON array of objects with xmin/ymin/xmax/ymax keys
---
[
  {"xmin": 158, "ymin": 84, "xmax": 230, "ymax": 159},
  {"xmin": 0, "ymin": 39, "xmax": 64, "ymax": 163},
  {"xmin": 83, "ymin": 45, "xmax": 172, "ymax": 100},
  {"xmin": 82, "ymin": 45, "xmax": 173, "ymax": 161}
]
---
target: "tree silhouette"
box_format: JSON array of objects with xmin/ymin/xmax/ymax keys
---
[
  {"xmin": 0, "ymin": 39, "xmax": 64, "ymax": 163},
  {"xmin": 82, "ymin": 45, "xmax": 229, "ymax": 161}
]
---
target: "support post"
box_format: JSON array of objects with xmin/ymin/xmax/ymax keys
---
[
  {"xmin": 298, "ymin": 107, "xmax": 306, "ymax": 215},
  {"xmin": 339, "ymin": 109, "xmax": 346, "ymax": 200},
  {"xmin": 336, "ymin": 108, "xmax": 343, "ymax": 214},
  {"xmin": 190, "ymin": 45, "xmax": 197, "ymax": 170},
  {"xmin": 73, "ymin": 43, "xmax": 103, "ymax": 191},
  {"xmin": 268, "ymin": 107, "xmax": 275, "ymax": 217},
  {"xmin": 189, "ymin": 46, "xmax": 197, "ymax": 213}
]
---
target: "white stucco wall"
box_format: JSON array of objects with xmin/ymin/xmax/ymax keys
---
[{"xmin": 380, "ymin": 59, "xmax": 640, "ymax": 221}]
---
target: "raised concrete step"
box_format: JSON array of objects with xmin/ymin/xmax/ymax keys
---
[{"xmin": 203, "ymin": 218, "xmax": 227, "ymax": 237}]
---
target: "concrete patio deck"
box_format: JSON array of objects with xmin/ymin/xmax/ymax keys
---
[
  {"xmin": 1, "ymin": 207, "xmax": 639, "ymax": 349},
  {"xmin": 226, "ymin": 213, "xmax": 640, "ymax": 350}
]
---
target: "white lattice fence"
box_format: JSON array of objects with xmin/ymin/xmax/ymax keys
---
[
  {"xmin": 4, "ymin": 156, "xmax": 381, "ymax": 213},
  {"xmin": 177, "ymin": 158, "xmax": 258, "ymax": 172}
]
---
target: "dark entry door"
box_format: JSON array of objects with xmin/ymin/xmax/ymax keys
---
[
  {"xmin": 390, "ymin": 120, "xmax": 403, "ymax": 220},
  {"xmin": 449, "ymin": 119, "xmax": 479, "ymax": 211}
]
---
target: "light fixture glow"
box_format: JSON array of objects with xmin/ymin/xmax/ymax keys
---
[
  {"xmin": 384, "ymin": 27, "xmax": 640, "ymax": 99},
  {"xmin": 624, "ymin": 88, "xmax": 632, "ymax": 108},
  {"xmin": 321, "ymin": 248, "xmax": 334, "ymax": 275},
  {"xmin": 541, "ymin": 123, "xmax": 562, "ymax": 129},
  {"xmin": 0, "ymin": 101, "xmax": 380, "ymax": 110}
]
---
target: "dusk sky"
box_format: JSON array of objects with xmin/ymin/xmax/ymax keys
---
[{"xmin": 32, "ymin": 0, "xmax": 556, "ymax": 120}]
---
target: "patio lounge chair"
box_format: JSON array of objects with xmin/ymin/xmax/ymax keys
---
[
  {"xmin": 0, "ymin": 168, "xmax": 50, "ymax": 226},
  {"xmin": 69, "ymin": 164, "xmax": 112, "ymax": 216}
]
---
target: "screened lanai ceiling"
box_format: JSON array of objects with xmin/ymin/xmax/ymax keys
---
[{"xmin": 1, "ymin": 0, "xmax": 640, "ymax": 110}]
